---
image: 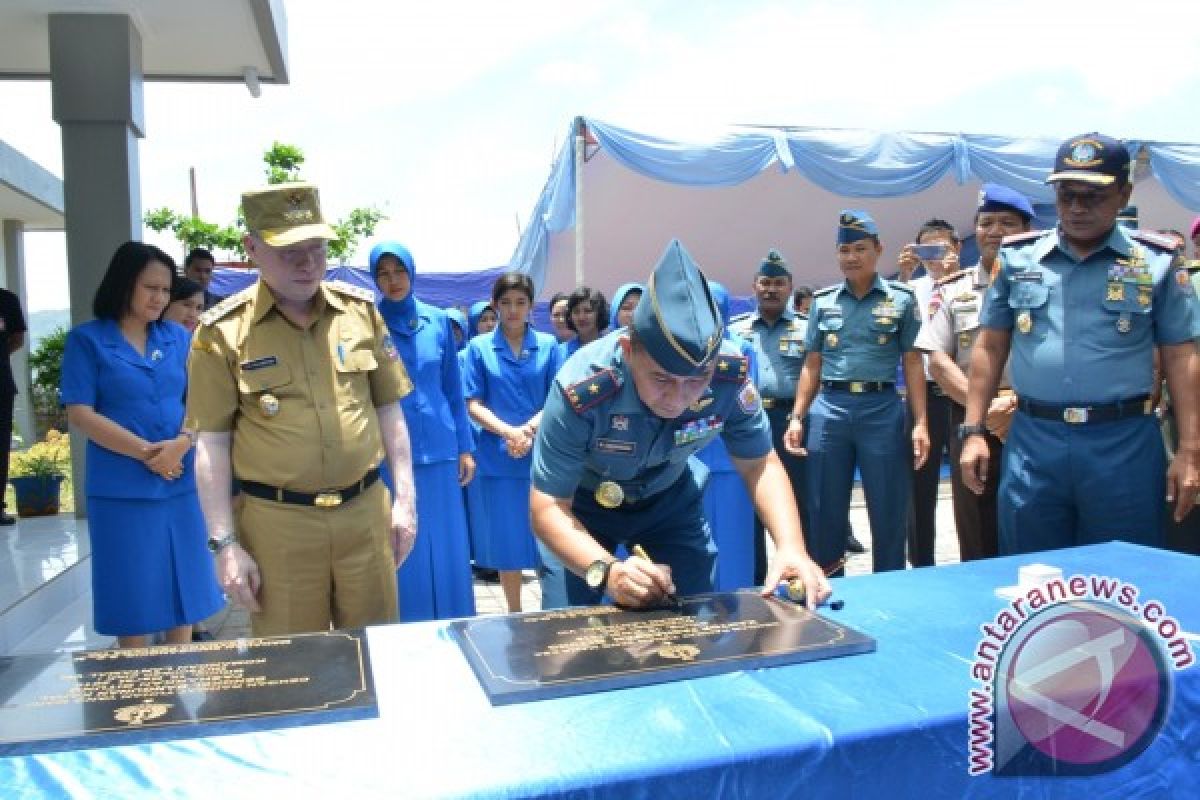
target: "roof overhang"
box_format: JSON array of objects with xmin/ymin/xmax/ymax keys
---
[
  {"xmin": 0, "ymin": 0, "xmax": 288, "ymax": 86},
  {"xmin": 0, "ymin": 139, "xmax": 64, "ymax": 231}
]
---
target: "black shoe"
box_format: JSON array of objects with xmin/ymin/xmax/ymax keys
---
[
  {"xmin": 0, "ymin": 514, "xmax": 15, "ymax": 526},
  {"xmin": 472, "ymin": 566, "xmax": 500, "ymax": 583},
  {"xmin": 192, "ymin": 629, "xmax": 214, "ymax": 642},
  {"xmin": 846, "ymin": 532, "xmax": 867, "ymax": 554}
]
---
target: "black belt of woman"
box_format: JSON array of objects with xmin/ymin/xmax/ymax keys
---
[
  {"xmin": 821, "ymin": 380, "xmax": 895, "ymax": 393},
  {"xmin": 239, "ymin": 467, "xmax": 381, "ymax": 508}
]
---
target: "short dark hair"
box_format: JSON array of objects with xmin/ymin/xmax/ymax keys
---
[
  {"xmin": 491, "ymin": 271, "xmax": 534, "ymax": 305},
  {"xmin": 916, "ymin": 218, "xmax": 959, "ymax": 244},
  {"xmin": 793, "ymin": 285, "xmax": 814, "ymax": 301},
  {"xmin": 170, "ymin": 275, "xmax": 204, "ymax": 304},
  {"xmin": 549, "ymin": 292, "xmax": 569, "ymax": 310},
  {"xmin": 185, "ymin": 247, "xmax": 215, "ymax": 267},
  {"xmin": 93, "ymin": 241, "xmax": 176, "ymax": 320},
  {"xmin": 565, "ymin": 286, "xmax": 609, "ymax": 334}
]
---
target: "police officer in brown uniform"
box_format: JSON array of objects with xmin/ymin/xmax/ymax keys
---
[
  {"xmin": 186, "ymin": 183, "xmax": 417, "ymax": 636},
  {"xmin": 914, "ymin": 184, "xmax": 1034, "ymax": 561}
]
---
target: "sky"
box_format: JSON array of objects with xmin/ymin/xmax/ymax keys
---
[{"xmin": 3, "ymin": 0, "xmax": 1200, "ymax": 311}]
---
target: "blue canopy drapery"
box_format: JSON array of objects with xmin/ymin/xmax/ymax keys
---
[{"xmin": 511, "ymin": 117, "xmax": 1200, "ymax": 292}]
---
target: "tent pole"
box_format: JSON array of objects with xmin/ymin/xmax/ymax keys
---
[{"xmin": 574, "ymin": 117, "xmax": 585, "ymax": 287}]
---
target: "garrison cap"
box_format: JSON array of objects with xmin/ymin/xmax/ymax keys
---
[
  {"xmin": 837, "ymin": 210, "xmax": 878, "ymax": 244},
  {"xmin": 632, "ymin": 240, "xmax": 723, "ymax": 376},
  {"xmin": 977, "ymin": 183, "xmax": 1034, "ymax": 222},
  {"xmin": 1046, "ymin": 133, "xmax": 1131, "ymax": 187},
  {"xmin": 757, "ymin": 249, "xmax": 791, "ymax": 278},
  {"xmin": 241, "ymin": 182, "xmax": 338, "ymax": 247}
]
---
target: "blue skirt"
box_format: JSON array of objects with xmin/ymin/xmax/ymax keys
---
[
  {"xmin": 89, "ymin": 492, "xmax": 224, "ymax": 636},
  {"xmin": 396, "ymin": 460, "xmax": 476, "ymax": 622},
  {"xmin": 466, "ymin": 475, "xmax": 540, "ymax": 570},
  {"xmin": 703, "ymin": 471, "xmax": 755, "ymax": 591}
]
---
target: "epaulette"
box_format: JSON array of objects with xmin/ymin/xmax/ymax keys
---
[
  {"xmin": 325, "ymin": 280, "xmax": 376, "ymax": 303},
  {"xmin": 713, "ymin": 354, "xmax": 748, "ymax": 382},
  {"xmin": 1186, "ymin": 259, "xmax": 1200, "ymax": 273},
  {"xmin": 1129, "ymin": 230, "xmax": 1177, "ymax": 252},
  {"xmin": 886, "ymin": 280, "xmax": 915, "ymax": 294},
  {"xmin": 562, "ymin": 367, "xmax": 620, "ymax": 414},
  {"xmin": 935, "ymin": 268, "xmax": 969, "ymax": 287},
  {"xmin": 198, "ymin": 291, "xmax": 252, "ymax": 326},
  {"xmin": 814, "ymin": 285, "xmax": 839, "ymax": 297},
  {"xmin": 729, "ymin": 311, "xmax": 754, "ymax": 323},
  {"xmin": 1000, "ymin": 230, "xmax": 1049, "ymax": 247}
]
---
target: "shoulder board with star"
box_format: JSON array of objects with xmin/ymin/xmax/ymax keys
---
[
  {"xmin": 198, "ymin": 290, "xmax": 252, "ymax": 327},
  {"xmin": 562, "ymin": 367, "xmax": 620, "ymax": 414},
  {"xmin": 1186, "ymin": 259, "xmax": 1200, "ymax": 273},
  {"xmin": 886, "ymin": 280, "xmax": 915, "ymax": 295},
  {"xmin": 728, "ymin": 311, "xmax": 753, "ymax": 327},
  {"xmin": 1000, "ymin": 230, "xmax": 1049, "ymax": 247},
  {"xmin": 814, "ymin": 285, "xmax": 839, "ymax": 297},
  {"xmin": 713, "ymin": 354, "xmax": 748, "ymax": 382},
  {"xmin": 325, "ymin": 280, "xmax": 376, "ymax": 303},
  {"xmin": 1128, "ymin": 230, "xmax": 1177, "ymax": 253},
  {"xmin": 935, "ymin": 268, "xmax": 969, "ymax": 287}
]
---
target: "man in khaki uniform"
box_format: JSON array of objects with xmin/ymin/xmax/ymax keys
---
[
  {"xmin": 914, "ymin": 184, "xmax": 1033, "ymax": 561},
  {"xmin": 187, "ymin": 183, "xmax": 417, "ymax": 635}
]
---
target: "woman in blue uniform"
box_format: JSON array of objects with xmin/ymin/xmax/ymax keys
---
[
  {"xmin": 784, "ymin": 211, "xmax": 930, "ymax": 575},
  {"xmin": 609, "ymin": 283, "xmax": 644, "ymax": 330},
  {"xmin": 462, "ymin": 274, "xmax": 562, "ymax": 612},
  {"xmin": 558, "ymin": 286, "xmax": 608, "ymax": 361},
  {"xmin": 697, "ymin": 282, "xmax": 758, "ymax": 590},
  {"xmin": 60, "ymin": 241, "xmax": 223, "ymax": 648},
  {"xmin": 371, "ymin": 242, "xmax": 476, "ymax": 621}
]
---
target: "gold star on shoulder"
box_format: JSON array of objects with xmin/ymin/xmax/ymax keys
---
[{"xmin": 589, "ymin": 383, "xmax": 600, "ymax": 394}]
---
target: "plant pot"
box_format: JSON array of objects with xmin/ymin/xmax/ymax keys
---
[{"xmin": 10, "ymin": 474, "xmax": 65, "ymax": 518}]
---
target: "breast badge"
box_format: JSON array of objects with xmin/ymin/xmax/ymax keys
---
[
  {"xmin": 1016, "ymin": 311, "xmax": 1032, "ymax": 334},
  {"xmin": 595, "ymin": 481, "xmax": 624, "ymax": 509},
  {"xmin": 258, "ymin": 393, "xmax": 281, "ymax": 417}
]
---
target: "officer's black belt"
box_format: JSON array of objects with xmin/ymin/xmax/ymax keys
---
[
  {"xmin": 761, "ymin": 396, "xmax": 795, "ymax": 410},
  {"xmin": 239, "ymin": 467, "xmax": 381, "ymax": 508},
  {"xmin": 1017, "ymin": 395, "xmax": 1151, "ymax": 425},
  {"xmin": 821, "ymin": 380, "xmax": 895, "ymax": 393}
]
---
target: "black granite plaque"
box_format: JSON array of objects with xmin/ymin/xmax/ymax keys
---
[
  {"xmin": 0, "ymin": 629, "xmax": 376, "ymax": 755},
  {"xmin": 451, "ymin": 591, "xmax": 876, "ymax": 705}
]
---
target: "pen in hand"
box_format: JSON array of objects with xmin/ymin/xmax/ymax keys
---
[{"xmin": 631, "ymin": 544, "xmax": 680, "ymax": 608}]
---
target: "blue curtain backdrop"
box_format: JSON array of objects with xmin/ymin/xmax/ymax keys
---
[{"xmin": 510, "ymin": 118, "xmax": 1200, "ymax": 293}]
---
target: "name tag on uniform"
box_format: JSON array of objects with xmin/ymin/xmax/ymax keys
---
[
  {"xmin": 596, "ymin": 438, "xmax": 636, "ymax": 456},
  {"xmin": 240, "ymin": 356, "xmax": 279, "ymax": 371},
  {"xmin": 1013, "ymin": 272, "xmax": 1043, "ymax": 283}
]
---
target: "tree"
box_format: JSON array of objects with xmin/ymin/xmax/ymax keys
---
[
  {"xmin": 28, "ymin": 327, "xmax": 68, "ymax": 437},
  {"xmin": 143, "ymin": 142, "xmax": 384, "ymax": 264}
]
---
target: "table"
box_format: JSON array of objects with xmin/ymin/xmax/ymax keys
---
[{"xmin": 1, "ymin": 542, "xmax": 1196, "ymax": 798}]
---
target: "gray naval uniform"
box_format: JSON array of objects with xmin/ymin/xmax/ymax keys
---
[
  {"xmin": 730, "ymin": 308, "xmax": 808, "ymax": 582},
  {"xmin": 914, "ymin": 265, "xmax": 1012, "ymax": 561},
  {"xmin": 531, "ymin": 331, "xmax": 773, "ymax": 608}
]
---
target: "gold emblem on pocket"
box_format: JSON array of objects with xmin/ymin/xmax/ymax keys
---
[
  {"xmin": 1016, "ymin": 311, "xmax": 1032, "ymax": 334},
  {"xmin": 258, "ymin": 393, "xmax": 280, "ymax": 417},
  {"xmin": 594, "ymin": 481, "xmax": 624, "ymax": 509}
]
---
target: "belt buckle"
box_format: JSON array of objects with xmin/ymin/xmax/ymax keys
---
[
  {"xmin": 314, "ymin": 490, "xmax": 343, "ymax": 508},
  {"xmin": 1063, "ymin": 407, "xmax": 1088, "ymax": 425},
  {"xmin": 762, "ymin": 396, "xmax": 776, "ymax": 409},
  {"xmin": 849, "ymin": 381, "xmax": 865, "ymax": 393}
]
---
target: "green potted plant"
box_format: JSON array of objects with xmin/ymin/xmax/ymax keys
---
[{"xmin": 9, "ymin": 429, "xmax": 70, "ymax": 517}]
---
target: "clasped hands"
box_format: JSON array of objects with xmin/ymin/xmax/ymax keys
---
[
  {"xmin": 141, "ymin": 435, "xmax": 189, "ymax": 481},
  {"xmin": 504, "ymin": 421, "xmax": 537, "ymax": 458}
]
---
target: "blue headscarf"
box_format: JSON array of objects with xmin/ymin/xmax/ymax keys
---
[
  {"xmin": 608, "ymin": 282, "xmax": 645, "ymax": 329},
  {"xmin": 370, "ymin": 241, "xmax": 418, "ymax": 335},
  {"xmin": 468, "ymin": 300, "xmax": 494, "ymax": 338},
  {"xmin": 445, "ymin": 307, "xmax": 468, "ymax": 350}
]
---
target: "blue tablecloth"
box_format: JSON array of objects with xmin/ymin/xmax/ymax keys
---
[{"xmin": 1, "ymin": 542, "xmax": 1196, "ymax": 798}]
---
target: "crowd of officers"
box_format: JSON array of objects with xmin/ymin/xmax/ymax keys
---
[{"xmin": 89, "ymin": 130, "xmax": 1194, "ymax": 644}]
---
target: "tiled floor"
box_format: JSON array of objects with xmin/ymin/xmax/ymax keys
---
[{"xmin": 3, "ymin": 483, "xmax": 961, "ymax": 651}]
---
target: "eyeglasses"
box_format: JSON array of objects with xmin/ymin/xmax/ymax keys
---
[
  {"xmin": 1054, "ymin": 187, "xmax": 1116, "ymax": 210},
  {"xmin": 276, "ymin": 242, "xmax": 328, "ymax": 266}
]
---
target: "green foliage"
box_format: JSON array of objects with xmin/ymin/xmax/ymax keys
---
[
  {"xmin": 144, "ymin": 207, "xmax": 245, "ymax": 259},
  {"xmin": 264, "ymin": 141, "xmax": 306, "ymax": 185},
  {"xmin": 28, "ymin": 327, "xmax": 68, "ymax": 434},
  {"xmin": 10, "ymin": 431, "xmax": 70, "ymax": 478},
  {"xmin": 329, "ymin": 206, "xmax": 385, "ymax": 263}
]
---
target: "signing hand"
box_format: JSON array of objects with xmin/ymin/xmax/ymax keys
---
[{"xmin": 606, "ymin": 555, "xmax": 675, "ymax": 609}]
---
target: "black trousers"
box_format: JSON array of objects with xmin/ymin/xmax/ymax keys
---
[
  {"xmin": 947, "ymin": 401, "xmax": 1002, "ymax": 561},
  {"xmin": 0, "ymin": 391, "xmax": 13, "ymax": 513},
  {"xmin": 906, "ymin": 389, "xmax": 952, "ymax": 567}
]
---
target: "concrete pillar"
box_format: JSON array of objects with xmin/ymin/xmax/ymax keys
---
[
  {"xmin": 49, "ymin": 13, "xmax": 146, "ymax": 516},
  {"xmin": 1, "ymin": 220, "xmax": 35, "ymax": 451}
]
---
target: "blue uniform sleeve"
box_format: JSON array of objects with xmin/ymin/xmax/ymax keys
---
[
  {"xmin": 531, "ymin": 379, "xmax": 591, "ymax": 498},
  {"xmin": 738, "ymin": 337, "xmax": 760, "ymax": 384},
  {"xmin": 461, "ymin": 339, "xmax": 485, "ymax": 401},
  {"xmin": 720, "ymin": 380, "xmax": 773, "ymax": 460},
  {"xmin": 899, "ymin": 291, "xmax": 921, "ymax": 352},
  {"xmin": 440, "ymin": 315, "xmax": 474, "ymax": 454},
  {"xmin": 1154, "ymin": 261, "xmax": 1199, "ymax": 346},
  {"xmin": 803, "ymin": 302, "xmax": 823, "ymax": 353},
  {"xmin": 979, "ymin": 255, "xmax": 1014, "ymax": 330},
  {"xmin": 59, "ymin": 326, "xmax": 98, "ymax": 408}
]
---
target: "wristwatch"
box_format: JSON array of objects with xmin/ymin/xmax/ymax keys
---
[
  {"xmin": 585, "ymin": 559, "xmax": 614, "ymax": 593},
  {"xmin": 207, "ymin": 531, "xmax": 239, "ymax": 553},
  {"xmin": 957, "ymin": 423, "xmax": 989, "ymax": 441}
]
